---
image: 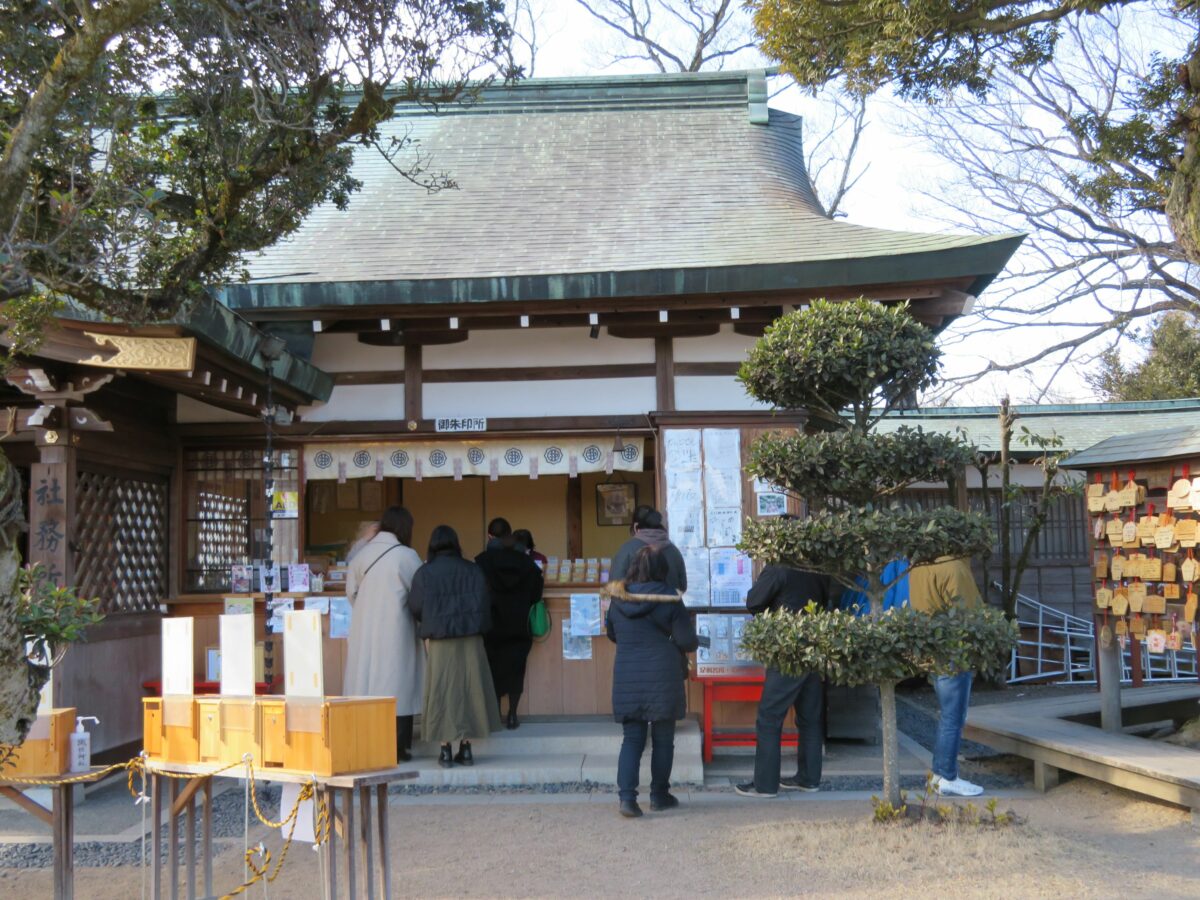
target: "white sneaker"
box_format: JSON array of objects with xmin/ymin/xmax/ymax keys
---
[{"xmin": 932, "ymin": 775, "xmax": 984, "ymax": 797}]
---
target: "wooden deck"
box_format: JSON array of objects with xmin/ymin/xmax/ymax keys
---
[{"xmin": 964, "ymin": 684, "xmax": 1200, "ymax": 822}]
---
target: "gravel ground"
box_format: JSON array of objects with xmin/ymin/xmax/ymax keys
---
[{"xmin": 3, "ymin": 778, "xmax": 1198, "ymax": 898}]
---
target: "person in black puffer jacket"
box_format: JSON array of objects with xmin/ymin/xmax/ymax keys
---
[
  {"xmin": 409, "ymin": 525, "xmax": 502, "ymax": 768},
  {"xmin": 475, "ymin": 517, "xmax": 544, "ymax": 730},
  {"xmin": 605, "ymin": 544, "xmax": 698, "ymax": 819}
]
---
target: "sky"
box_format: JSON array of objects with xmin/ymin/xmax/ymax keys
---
[{"xmin": 501, "ymin": 1, "xmax": 1183, "ymax": 407}]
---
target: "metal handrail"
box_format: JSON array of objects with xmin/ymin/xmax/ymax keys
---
[{"xmin": 1001, "ymin": 584, "xmax": 1196, "ymax": 684}]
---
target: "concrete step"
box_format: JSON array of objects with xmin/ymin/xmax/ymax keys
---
[
  {"xmin": 412, "ymin": 718, "xmax": 702, "ymax": 757},
  {"xmin": 399, "ymin": 750, "xmax": 704, "ymax": 788}
]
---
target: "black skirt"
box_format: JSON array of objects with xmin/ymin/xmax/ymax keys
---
[{"xmin": 485, "ymin": 637, "xmax": 533, "ymax": 696}]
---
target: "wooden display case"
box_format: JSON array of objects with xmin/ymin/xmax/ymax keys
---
[
  {"xmin": 5, "ymin": 708, "xmax": 74, "ymax": 777},
  {"xmin": 197, "ymin": 697, "xmax": 261, "ymax": 765},
  {"xmin": 142, "ymin": 697, "xmax": 201, "ymax": 763}
]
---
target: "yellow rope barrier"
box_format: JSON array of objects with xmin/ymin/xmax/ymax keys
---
[{"xmin": 2, "ymin": 755, "xmax": 333, "ymax": 899}]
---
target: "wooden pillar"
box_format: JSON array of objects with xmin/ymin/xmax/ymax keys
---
[
  {"xmin": 29, "ymin": 423, "xmax": 76, "ymax": 590},
  {"xmin": 654, "ymin": 336, "xmax": 675, "ymax": 412},
  {"xmin": 566, "ymin": 476, "xmax": 583, "ymax": 560},
  {"xmin": 404, "ymin": 344, "xmax": 423, "ymax": 424}
]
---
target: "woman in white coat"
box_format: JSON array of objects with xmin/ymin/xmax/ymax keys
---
[{"xmin": 344, "ymin": 506, "xmax": 424, "ymax": 761}]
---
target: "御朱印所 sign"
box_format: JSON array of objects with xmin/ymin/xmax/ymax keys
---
[{"xmin": 435, "ymin": 417, "xmax": 486, "ymax": 433}]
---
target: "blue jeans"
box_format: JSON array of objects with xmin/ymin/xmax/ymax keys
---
[
  {"xmin": 932, "ymin": 672, "xmax": 974, "ymax": 780},
  {"xmin": 752, "ymin": 668, "xmax": 823, "ymax": 793},
  {"xmin": 617, "ymin": 719, "xmax": 676, "ymax": 803}
]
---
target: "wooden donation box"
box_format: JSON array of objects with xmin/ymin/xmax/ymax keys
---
[
  {"xmin": 6, "ymin": 708, "xmax": 74, "ymax": 777},
  {"xmin": 145, "ymin": 611, "xmax": 394, "ymax": 775}
]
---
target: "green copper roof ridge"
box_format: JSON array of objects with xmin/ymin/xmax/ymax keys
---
[{"xmin": 886, "ymin": 398, "xmax": 1200, "ymax": 418}]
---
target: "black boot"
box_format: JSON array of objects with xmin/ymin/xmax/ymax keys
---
[
  {"xmin": 618, "ymin": 799, "xmax": 643, "ymax": 818},
  {"xmin": 396, "ymin": 716, "xmax": 413, "ymax": 763},
  {"xmin": 506, "ymin": 692, "xmax": 521, "ymax": 730},
  {"xmin": 438, "ymin": 743, "xmax": 454, "ymax": 768},
  {"xmin": 454, "ymin": 741, "xmax": 474, "ymax": 766}
]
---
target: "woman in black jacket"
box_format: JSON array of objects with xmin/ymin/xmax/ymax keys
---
[
  {"xmin": 409, "ymin": 525, "xmax": 503, "ymax": 768},
  {"xmin": 605, "ymin": 544, "xmax": 699, "ymax": 818}
]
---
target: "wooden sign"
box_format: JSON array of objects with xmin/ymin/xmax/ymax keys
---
[
  {"xmin": 1176, "ymin": 519, "xmax": 1198, "ymax": 547},
  {"xmin": 1164, "ymin": 583, "xmax": 1181, "ymax": 600},
  {"xmin": 1123, "ymin": 521, "xmax": 1138, "ymax": 546},
  {"xmin": 1112, "ymin": 588, "xmax": 1130, "ymax": 616},
  {"xmin": 1142, "ymin": 557, "xmax": 1163, "ymax": 582},
  {"xmin": 1095, "ymin": 587, "xmax": 1113, "ymax": 609},
  {"xmin": 1117, "ymin": 482, "xmax": 1139, "ymax": 508},
  {"xmin": 1094, "ymin": 557, "xmax": 1108, "ymax": 580},
  {"xmin": 1144, "ymin": 594, "xmax": 1166, "ymax": 615},
  {"xmin": 1163, "ymin": 561, "xmax": 1177, "ymax": 583},
  {"xmin": 1186, "ymin": 592, "xmax": 1198, "ymax": 623},
  {"xmin": 1169, "ymin": 478, "xmax": 1192, "ymax": 509},
  {"xmin": 1137, "ymin": 515, "xmax": 1158, "ymax": 545},
  {"xmin": 1105, "ymin": 518, "xmax": 1124, "ymax": 543},
  {"xmin": 1154, "ymin": 525, "xmax": 1176, "ymax": 550},
  {"xmin": 1111, "ymin": 554, "xmax": 1126, "ymax": 580},
  {"xmin": 1183, "ymin": 558, "xmax": 1200, "ymax": 583},
  {"xmin": 1131, "ymin": 616, "xmax": 1148, "ymax": 638},
  {"xmin": 1146, "ymin": 628, "xmax": 1166, "ymax": 652}
]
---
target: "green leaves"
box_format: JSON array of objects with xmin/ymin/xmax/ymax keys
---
[
  {"xmin": 749, "ymin": 426, "xmax": 976, "ymax": 505},
  {"xmin": 16, "ymin": 564, "xmax": 104, "ymax": 668},
  {"xmin": 737, "ymin": 299, "xmax": 940, "ymax": 429},
  {"xmin": 741, "ymin": 605, "xmax": 1018, "ymax": 686}
]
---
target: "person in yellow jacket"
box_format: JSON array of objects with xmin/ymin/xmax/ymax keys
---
[{"xmin": 908, "ymin": 556, "xmax": 984, "ymax": 798}]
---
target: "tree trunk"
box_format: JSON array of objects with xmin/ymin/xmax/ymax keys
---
[
  {"xmin": 1167, "ymin": 38, "xmax": 1200, "ymax": 263},
  {"xmin": 0, "ymin": 449, "xmax": 45, "ymax": 749},
  {"xmin": 999, "ymin": 398, "xmax": 1016, "ymax": 619},
  {"xmin": 878, "ymin": 679, "xmax": 901, "ymax": 807}
]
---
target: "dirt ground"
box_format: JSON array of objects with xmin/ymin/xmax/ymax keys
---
[{"xmin": 3, "ymin": 778, "xmax": 1198, "ymax": 899}]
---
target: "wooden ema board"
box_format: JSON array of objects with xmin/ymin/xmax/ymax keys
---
[
  {"xmin": 141, "ymin": 698, "xmax": 200, "ymax": 763},
  {"xmin": 148, "ymin": 697, "xmax": 394, "ymax": 775},
  {"xmin": 5, "ymin": 708, "xmax": 73, "ymax": 777}
]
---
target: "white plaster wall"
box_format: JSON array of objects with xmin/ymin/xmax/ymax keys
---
[
  {"xmin": 672, "ymin": 323, "xmax": 759, "ymax": 362},
  {"xmin": 299, "ymin": 384, "xmax": 405, "ymax": 422},
  {"xmin": 424, "ymin": 377, "xmax": 656, "ymax": 418},
  {"xmin": 912, "ymin": 465, "xmax": 1086, "ymax": 490},
  {"xmin": 176, "ymin": 395, "xmax": 259, "ymax": 423},
  {"xmin": 310, "ymin": 333, "xmax": 404, "ymax": 373},
  {"xmin": 424, "ymin": 328, "xmax": 654, "ymax": 368},
  {"xmin": 674, "ymin": 375, "xmax": 765, "ymax": 411}
]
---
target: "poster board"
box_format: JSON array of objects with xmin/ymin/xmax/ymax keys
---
[
  {"xmin": 284, "ymin": 610, "xmax": 325, "ymax": 698},
  {"xmin": 162, "ymin": 617, "xmax": 195, "ymax": 697},
  {"xmin": 219, "ymin": 613, "xmax": 256, "ymax": 696},
  {"xmin": 695, "ymin": 613, "xmax": 761, "ymax": 677}
]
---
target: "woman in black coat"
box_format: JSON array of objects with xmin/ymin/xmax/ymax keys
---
[{"xmin": 605, "ymin": 544, "xmax": 698, "ymax": 818}]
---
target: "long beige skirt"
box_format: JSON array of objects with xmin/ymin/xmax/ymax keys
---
[{"xmin": 422, "ymin": 636, "xmax": 503, "ymax": 743}]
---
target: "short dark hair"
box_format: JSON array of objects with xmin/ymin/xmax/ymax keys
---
[
  {"xmin": 513, "ymin": 528, "xmax": 535, "ymax": 552},
  {"xmin": 634, "ymin": 506, "xmax": 663, "ymax": 530},
  {"xmin": 427, "ymin": 524, "xmax": 463, "ymax": 559},
  {"xmin": 627, "ymin": 544, "xmax": 669, "ymax": 583},
  {"xmin": 487, "ymin": 517, "xmax": 512, "ymax": 539},
  {"xmin": 378, "ymin": 506, "xmax": 414, "ymax": 547}
]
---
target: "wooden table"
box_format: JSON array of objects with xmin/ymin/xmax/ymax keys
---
[
  {"xmin": 144, "ymin": 760, "xmax": 417, "ymax": 899},
  {"xmin": 694, "ymin": 675, "xmax": 800, "ymax": 762},
  {"xmin": 0, "ymin": 767, "xmax": 110, "ymax": 900}
]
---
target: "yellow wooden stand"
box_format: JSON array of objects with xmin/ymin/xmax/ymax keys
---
[
  {"xmin": 197, "ymin": 697, "xmax": 262, "ymax": 765},
  {"xmin": 142, "ymin": 697, "xmax": 200, "ymax": 763},
  {"xmin": 5, "ymin": 708, "xmax": 74, "ymax": 777}
]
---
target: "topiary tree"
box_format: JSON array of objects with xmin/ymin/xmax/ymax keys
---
[{"xmin": 737, "ymin": 298, "xmax": 1015, "ymax": 806}]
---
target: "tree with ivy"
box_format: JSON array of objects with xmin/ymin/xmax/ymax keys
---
[
  {"xmin": 0, "ymin": 0, "xmax": 512, "ymax": 752},
  {"xmin": 737, "ymin": 299, "xmax": 1015, "ymax": 806}
]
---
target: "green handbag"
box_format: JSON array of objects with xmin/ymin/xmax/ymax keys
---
[{"xmin": 528, "ymin": 598, "xmax": 551, "ymax": 640}]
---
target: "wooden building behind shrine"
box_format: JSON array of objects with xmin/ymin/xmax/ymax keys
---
[{"xmin": 3, "ymin": 70, "xmax": 1022, "ymax": 759}]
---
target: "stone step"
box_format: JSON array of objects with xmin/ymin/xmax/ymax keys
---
[{"xmin": 412, "ymin": 719, "xmax": 702, "ymax": 757}]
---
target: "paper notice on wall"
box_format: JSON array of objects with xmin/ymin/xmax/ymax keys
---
[
  {"xmin": 569, "ymin": 594, "xmax": 603, "ymax": 636},
  {"xmin": 662, "ymin": 429, "xmax": 702, "ymax": 471},
  {"xmin": 304, "ymin": 596, "xmax": 330, "ymax": 615},
  {"xmin": 266, "ymin": 598, "xmax": 294, "ymax": 634},
  {"xmin": 220, "ymin": 614, "xmax": 256, "ymax": 696},
  {"xmin": 682, "ymin": 547, "xmax": 711, "ymax": 608},
  {"xmin": 161, "ymin": 617, "xmax": 194, "ymax": 697},
  {"xmin": 259, "ymin": 563, "xmax": 281, "ymax": 593},
  {"xmin": 562, "ymin": 619, "xmax": 593, "ymax": 660},
  {"xmin": 279, "ymin": 783, "xmax": 316, "ymax": 845},
  {"xmin": 224, "ymin": 597, "xmax": 254, "ymax": 616},
  {"xmin": 666, "ymin": 468, "xmax": 704, "ymax": 548},
  {"xmin": 329, "ymin": 598, "xmax": 351, "ymax": 639},
  {"xmin": 287, "ymin": 564, "xmax": 311, "ymax": 593},
  {"xmin": 707, "ymin": 506, "xmax": 743, "ymax": 547},
  {"xmin": 756, "ymin": 492, "xmax": 788, "ymax": 517},
  {"xmin": 704, "ymin": 466, "xmax": 742, "ymax": 510},
  {"xmin": 702, "ymin": 428, "xmax": 740, "ymax": 470},
  {"xmin": 709, "ymin": 548, "xmax": 753, "ymax": 607},
  {"xmin": 230, "ymin": 565, "xmax": 253, "ymax": 593}
]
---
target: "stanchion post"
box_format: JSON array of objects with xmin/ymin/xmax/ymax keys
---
[
  {"xmin": 359, "ymin": 785, "xmax": 375, "ymax": 900},
  {"xmin": 326, "ymin": 787, "xmax": 338, "ymax": 899},
  {"xmin": 376, "ymin": 783, "xmax": 391, "ymax": 900},
  {"xmin": 343, "ymin": 787, "xmax": 357, "ymax": 900},
  {"xmin": 152, "ymin": 773, "xmax": 163, "ymax": 900},
  {"xmin": 168, "ymin": 778, "xmax": 180, "ymax": 900},
  {"xmin": 185, "ymin": 786, "xmax": 196, "ymax": 900},
  {"xmin": 202, "ymin": 778, "xmax": 213, "ymax": 898}
]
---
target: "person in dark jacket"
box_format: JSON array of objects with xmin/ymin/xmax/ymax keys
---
[
  {"xmin": 476, "ymin": 517, "xmax": 544, "ymax": 730},
  {"xmin": 512, "ymin": 528, "xmax": 548, "ymax": 570},
  {"xmin": 605, "ymin": 544, "xmax": 699, "ymax": 818},
  {"xmin": 409, "ymin": 525, "xmax": 503, "ymax": 768},
  {"xmin": 736, "ymin": 531, "xmax": 830, "ymax": 799},
  {"xmin": 610, "ymin": 505, "xmax": 688, "ymax": 593}
]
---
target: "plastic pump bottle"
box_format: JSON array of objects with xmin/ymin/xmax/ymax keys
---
[{"xmin": 69, "ymin": 716, "xmax": 100, "ymax": 773}]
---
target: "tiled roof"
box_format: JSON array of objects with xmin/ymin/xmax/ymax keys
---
[
  {"xmin": 1064, "ymin": 424, "xmax": 1200, "ymax": 468},
  {"xmin": 219, "ymin": 70, "xmax": 1021, "ymax": 312},
  {"xmin": 878, "ymin": 399, "xmax": 1200, "ymax": 456}
]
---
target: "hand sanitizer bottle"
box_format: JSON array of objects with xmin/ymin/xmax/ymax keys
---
[{"xmin": 69, "ymin": 716, "xmax": 100, "ymax": 773}]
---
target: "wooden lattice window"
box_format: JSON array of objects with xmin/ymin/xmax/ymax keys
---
[
  {"xmin": 74, "ymin": 470, "xmax": 169, "ymax": 614},
  {"xmin": 183, "ymin": 449, "xmax": 299, "ymax": 593}
]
